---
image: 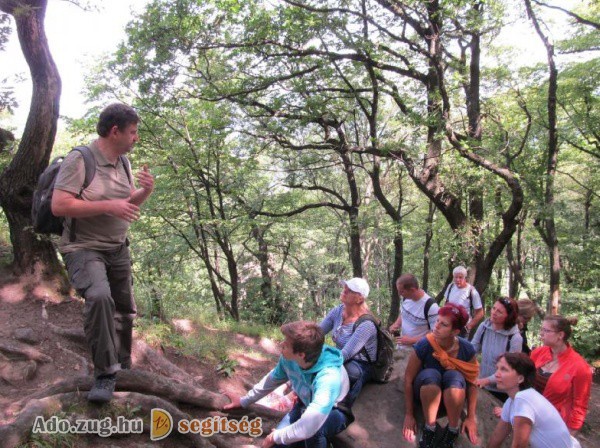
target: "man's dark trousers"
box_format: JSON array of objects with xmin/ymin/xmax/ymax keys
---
[{"xmin": 64, "ymin": 243, "xmax": 135, "ymax": 377}]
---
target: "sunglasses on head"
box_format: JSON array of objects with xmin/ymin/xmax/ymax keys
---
[{"xmin": 499, "ymin": 297, "xmax": 513, "ymax": 313}]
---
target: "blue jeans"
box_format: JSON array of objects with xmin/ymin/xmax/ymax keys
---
[
  {"xmin": 413, "ymin": 368, "xmax": 466, "ymax": 400},
  {"xmin": 273, "ymin": 401, "xmax": 349, "ymax": 448},
  {"xmin": 343, "ymin": 359, "xmax": 373, "ymax": 407}
]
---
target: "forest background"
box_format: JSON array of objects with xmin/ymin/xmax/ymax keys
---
[{"xmin": 0, "ymin": 0, "xmax": 598, "ymax": 366}]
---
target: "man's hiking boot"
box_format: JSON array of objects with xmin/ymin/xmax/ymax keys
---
[
  {"xmin": 439, "ymin": 425, "xmax": 460, "ymax": 448},
  {"xmin": 88, "ymin": 374, "xmax": 116, "ymax": 403},
  {"xmin": 418, "ymin": 424, "xmax": 436, "ymax": 448}
]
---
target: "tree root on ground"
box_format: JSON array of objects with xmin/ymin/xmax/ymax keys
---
[
  {"xmin": 55, "ymin": 341, "xmax": 90, "ymax": 375},
  {"xmin": 0, "ymin": 339, "xmax": 52, "ymax": 363},
  {"xmin": 131, "ymin": 339, "xmax": 197, "ymax": 384},
  {"xmin": 46, "ymin": 322, "xmax": 86, "ymax": 344},
  {"xmin": 5, "ymin": 369, "xmax": 285, "ymax": 421},
  {"xmin": 0, "ymin": 390, "xmax": 220, "ymax": 448}
]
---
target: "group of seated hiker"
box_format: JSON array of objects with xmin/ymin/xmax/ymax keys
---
[{"xmin": 223, "ymin": 271, "xmax": 592, "ymax": 448}]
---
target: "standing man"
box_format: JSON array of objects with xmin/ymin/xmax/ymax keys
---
[
  {"xmin": 444, "ymin": 266, "xmax": 484, "ymax": 338},
  {"xmin": 224, "ymin": 321, "xmax": 351, "ymax": 447},
  {"xmin": 51, "ymin": 103, "xmax": 154, "ymax": 403},
  {"xmin": 389, "ymin": 274, "xmax": 439, "ymax": 349}
]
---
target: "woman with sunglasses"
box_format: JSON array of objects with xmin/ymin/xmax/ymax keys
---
[
  {"xmin": 530, "ymin": 316, "xmax": 592, "ymax": 435},
  {"xmin": 472, "ymin": 297, "xmax": 523, "ymax": 403},
  {"xmin": 489, "ymin": 352, "xmax": 580, "ymax": 448},
  {"xmin": 403, "ymin": 303, "xmax": 479, "ymax": 448}
]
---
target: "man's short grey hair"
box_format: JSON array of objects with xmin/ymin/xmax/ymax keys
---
[{"xmin": 453, "ymin": 266, "xmax": 468, "ymax": 276}]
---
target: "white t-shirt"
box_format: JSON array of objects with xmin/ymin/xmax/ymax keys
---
[
  {"xmin": 501, "ymin": 388, "xmax": 574, "ymax": 448},
  {"xmin": 444, "ymin": 283, "xmax": 482, "ymax": 318},
  {"xmin": 401, "ymin": 293, "xmax": 439, "ymax": 340}
]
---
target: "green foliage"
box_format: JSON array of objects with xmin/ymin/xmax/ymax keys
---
[
  {"xmin": 62, "ymin": 0, "xmax": 600, "ymax": 364},
  {"xmin": 216, "ymin": 355, "xmax": 238, "ymax": 377}
]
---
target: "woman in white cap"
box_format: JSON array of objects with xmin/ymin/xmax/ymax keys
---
[{"xmin": 319, "ymin": 277, "xmax": 377, "ymax": 406}]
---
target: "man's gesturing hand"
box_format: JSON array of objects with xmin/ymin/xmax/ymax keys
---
[{"xmin": 109, "ymin": 199, "xmax": 140, "ymax": 222}]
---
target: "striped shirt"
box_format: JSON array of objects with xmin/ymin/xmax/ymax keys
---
[{"xmin": 320, "ymin": 304, "xmax": 377, "ymax": 363}]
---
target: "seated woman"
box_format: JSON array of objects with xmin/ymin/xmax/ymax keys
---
[
  {"xmin": 403, "ymin": 303, "xmax": 479, "ymax": 448},
  {"xmin": 489, "ymin": 352, "xmax": 580, "ymax": 448},
  {"xmin": 472, "ymin": 297, "xmax": 522, "ymax": 403},
  {"xmin": 531, "ymin": 315, "xmax": 592, "ymax": 435},
  {"xmin": 319, "ymin": 277, "xmax": 377, "ymax": 407}
]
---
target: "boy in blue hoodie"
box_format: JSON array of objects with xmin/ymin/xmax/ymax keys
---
[{"xmin": 224, "ymin": 321, "xmax": 350, "ymax": 447}]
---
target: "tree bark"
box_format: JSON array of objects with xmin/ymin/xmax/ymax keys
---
[
  {"xmin": 525, "ymin": 0, "xmax": 561, "ymax": 314},
  {"xmin": 0, "ymin": 0, "xmax": 65, "ymax": 283},
  {"xmin": 422, "ymin": 200, "xmax": 435, "ymax": 292}
]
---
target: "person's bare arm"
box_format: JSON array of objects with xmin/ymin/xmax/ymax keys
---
[
  {"xmin": 462, "ymin": 380, "xmax": 479, "ymax": 445},
  {"xmin": 389, "ymin": 315, "xmax": 401, "ymax": 332},
  {"xmin": 488, "ymin": 420, "xmax": 511, "ymax": 448},
  {"xmin": 52, "ymin": 189, "xmax": 140, "ymax": 222},
  {"xmin": 467, "ymin": 307, "xmax": 484, "ymax": 330},
  {"xmin": 403, "ymin": 351, "xmax": 422, "ymax": 442},
  {"xmin": 511, "ymin": 416, "xmax": 533, "ymax": 448}
]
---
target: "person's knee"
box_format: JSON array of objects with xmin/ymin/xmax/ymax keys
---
[
  {"xmin": 84, "ymin": 286, "xmax": 113, "ymax": 309},
  {"xmin": 344, "ymin": 361, "xmax": 362, "ymax": 383},
  {"xmin": 441, "ymin": 370, "xmax": 466, "ymax": 390},
  {"xmin": 416, "ymin": 368, "xmax": 443, "ymax": 387}
]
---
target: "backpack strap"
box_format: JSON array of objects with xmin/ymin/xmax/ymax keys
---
[
  {"xmin": 478, "ymin": 326, "xmax": 513, "ymax": 352},
  {"xmin": 119, "ymin": 154, "xmax": 133, "ymax": 186},
  {"xmin": 479, "ymin": 325, "xmax": 487, "ymax": 347},
  {"xmin": 445, "ymin": 284, "xmax": 453, "ymax": 304},
  {"xmin": 424, "ymin": 297, "xmax": 435, "ymax": 330},
  {"xmin": 506, "ymin": 334, "xmax": 514, "ymax": 352},
  {"xmin": 352, "ymin": 314, "xmax": 379, "ymax": 364},
  {"xmin": 468, "ymin": 285, "xmax": 474, "ymax": 316},
  {"xmin": 69, "ymin": 146, "xmax": 97, "ymax": 242}
]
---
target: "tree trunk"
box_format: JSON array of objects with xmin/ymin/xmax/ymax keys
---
[
  {"xmin": 368, "ymin": 158, "xmax": 403, "ymax": 325},
  {"xmin": 0, "ymin": 0, "xmax": 65, "ymax": 284},
  {"xmin": 422, "ymin": 200, "xmax": 435, "ymax": 292},
  {"xmin": 525, "ymin": 0, "xmax": 561, "ymax": 314}
]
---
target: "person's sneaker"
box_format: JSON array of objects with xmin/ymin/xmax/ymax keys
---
[
  {"xmin": 88, "ymin": 374, "xmax": 116, "ymax": 403},
  {"xmin": 418, "ymin": 424, "xmax": 436, "ymax": 448},
  {"xmin": 439, "ymin": 425, "xmax": 460, "ymax": 448}
]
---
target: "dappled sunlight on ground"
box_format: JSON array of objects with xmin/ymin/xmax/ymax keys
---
[
  {"xmin": 0, "ymin": 282, "xmax": 26, "ymax": 304},
  {"xmin": 259, "ymin": 337, "xmax": 279, "ymax": 356},
  {"xmin": 172, "ymin": 318, "xmax": 195, "ymax": 334}
]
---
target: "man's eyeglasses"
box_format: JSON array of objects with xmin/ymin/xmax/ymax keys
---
[{"xmin": 539, "ymin": 328, "xmax": 558, "ymax": 334}]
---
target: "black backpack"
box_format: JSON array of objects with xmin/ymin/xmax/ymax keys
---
[
  {"xmin": 424, "ymin": 297, "xmax": 436, "ymax": 329},
  {"xmin": 31, "ymin": 146, "xmax": 131, "ymax": 241},
  {"xmin": 352, "ymin": 314, "xmax": 396, "ymax": 384}
]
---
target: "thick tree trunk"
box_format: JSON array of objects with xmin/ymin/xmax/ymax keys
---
[
  {"xmin": 0, "ymin": 0, "xmax": 65, "ymax": 283},
  {"xmin": 422, "ymin": 200, "xmax": 435, "ymax": 292}
]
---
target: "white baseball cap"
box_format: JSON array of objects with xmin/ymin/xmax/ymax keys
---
[{"xmin": 342, "ymin": 277, "xmax": 370, "ymax": 298}]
